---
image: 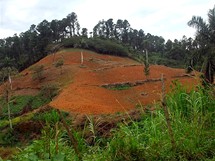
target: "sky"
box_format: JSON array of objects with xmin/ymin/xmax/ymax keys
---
[{"xmin": 0, "ymin": 0, "xmax": 214, "ymax": 41}]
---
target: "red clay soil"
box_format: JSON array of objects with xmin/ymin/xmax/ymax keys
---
[{"xmin": 0, "ymin": 50, "xmax": 200, "ymax": 115}]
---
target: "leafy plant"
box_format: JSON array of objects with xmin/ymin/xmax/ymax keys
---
[
  {"xmin": 13, "ymin": 124, "xmax": 77, "ymax": 161},
  {"xmin": 33, "ymin": 109, "xmax": 60, "ymax": 124}
]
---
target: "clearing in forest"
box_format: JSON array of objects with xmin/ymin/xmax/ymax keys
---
[{"xmin": 0, "ymin": 50, "xmax": 200, "ymax": 114}]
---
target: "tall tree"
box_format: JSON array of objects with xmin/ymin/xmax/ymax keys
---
[
  {"xmin": 105, "ymin": 18, "xmax": 114, "ymax": 38},
  {"xmin": 188, "ymin": 5, "xmax": 215, "ymax": 83},
  {"xmin": 121, "ymin": 20, "xmax": 130, "ymax": 44},
  {"xmin": 50, "ymin": 19, "xmax": 61, "ymax": 42},
  {"xmin": 66, "ymin": 12, "xmax": 78, "ymax": 37},
  {"xmin": 81, "ymin": 28, "xmax": 88, "ymax": 37},
  {"xmin": 37, "ymin": 20, "xmax": 52, "ymax": 56},
  {"xmin": 114, "ymin": 19, "xmax": 124, "ymax": 40}
]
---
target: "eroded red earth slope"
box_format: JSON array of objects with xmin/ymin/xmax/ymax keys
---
[{"xmin": 0, "ymin": 50, "xmax": 200, "ymax": 114}]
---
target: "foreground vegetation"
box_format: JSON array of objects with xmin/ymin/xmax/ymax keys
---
[{"xmin": 0, "ymin": 82, "xmax": 214, "ymax": 160}]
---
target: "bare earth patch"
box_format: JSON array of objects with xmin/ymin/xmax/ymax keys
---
[{"xmin": 0, "ymin": 50, "xmax": 200, "ymax": 114}]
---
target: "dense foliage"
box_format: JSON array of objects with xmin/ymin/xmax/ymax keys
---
[
  {"xmin": 3, "ymin": 83, "xmax": 214, "ymax": 161},
  {"xmin": 1, "ymin": 8, "xmax": 214, "ymax": 74},
  {"xmin": 188, "ymin": 6, "xmax": 215, "ymax": 83},
  {"xmin": 62, "ymin": 37, "xmax": 130, "ymax": 57}
]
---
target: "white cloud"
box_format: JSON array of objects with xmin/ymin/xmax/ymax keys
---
[{"xmin": 0, "ymin": 0, "xmax": 214, "ymax": 40}]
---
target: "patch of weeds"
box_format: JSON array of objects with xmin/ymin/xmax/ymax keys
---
[
  {"xmin": 31, "ymin": 95, "xmax": 50, "ymax": 109},
  {"xmin": 0, "ymin": 93, "xmax": 51, "ymax": 121},
  {"xmin": 104, "ymin": 84, "xmax": 131, "ymax": 90},
  {"xmin": 30, "ymin": 65, "xmax": 44, "ymax": 81},
  {"xmin": 33, "ymin": 109, "xmax": 60, "ymax": 124},
  {"xmin": 33, "ymin": 109, "xmax": 69, "ymax": 125},
  {"xmin": 39, "ymin": 84, "xmax": 59, "ymax": 101},
  {"xmin": 0, "ymin": 95, "xmax": 34, "ymax": 120}
]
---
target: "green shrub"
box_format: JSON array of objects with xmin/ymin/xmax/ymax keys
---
[
  {"xmin": 39, "ymin": 84, "xmax": 59, "ymax": 101},
  {"xmin": 62, "ymin": 37, "xmax": 130, "ymax": 57},
  {"xmin": 105, "ymin": 84, "xmax": 131, "ymax": 90},
  {"xmin": 30, "ymin": 65, "xmax": 44, "ymax": 81},
  {"xmin": 33, "ymin": 109, "xmax": 60, "ymax": 124},
  {"xmin": 13, "ymin": 124, "xmax": 77, "ymax": 161},
  {"xmin": 54, "ymin": 58, "xmax": 64, "ymax": 74},
  {"xmin": 0, "ymin": 95, "xmax": 34, "ymax": 120}
]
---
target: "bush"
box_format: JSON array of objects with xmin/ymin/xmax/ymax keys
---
[
  {"xmin": 39, "ymin": 84, "xmax": 59, "ymax": 101},
  {"xmin": 54, "ymin": 58, "xmax": 64, "ymax": 74},
  {"xmin": 62, "ymin": 37, "xmax": 130, "ymax": 57},
  {"xmin": 13, "ymin": 124, "xmax": 77, "ymax": 161},
  {"xmin": 30, "ymin": 65, "xmax": 44, "ymax": 81},
  {"xmin": 33, "ymin": 109, "xmax": 60, "ymax": 124},
  {"xmin": 0, "ymin": 95, "xmax": 33, "ymax": 120}
]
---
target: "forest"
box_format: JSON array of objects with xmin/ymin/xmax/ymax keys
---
[{"xmin": 0, "ymin": 8, "xmax": 214, "ymax": 83}]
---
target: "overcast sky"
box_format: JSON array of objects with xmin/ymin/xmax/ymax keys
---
[{"xmin": 0, "ymin": 0, "xmax": 214, "ymax": 40}]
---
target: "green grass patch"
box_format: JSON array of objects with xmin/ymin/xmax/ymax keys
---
[
  {"xmin": 104, "ymin": 84, "xmax": 131, "ymax": 90},
  {"xmin": 33, "ymin": 109, "xmax": 60, "ymax": 124},
  {"xmin": 0, "ymin": 95, "xmax": 33, "ymax": 120},
  {"xmin": 0, "ymin": 95, "xmax": 50, "ymax": 121}
]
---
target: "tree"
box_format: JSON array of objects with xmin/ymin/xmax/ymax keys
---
[
  {"xmin": 188, "ymin": 6, "xmax": 215, "ymax": 84},
  {"xmin": 37, "ymin": 20, "xmax": 52, "ymax": 56},
  {"xmin": 1, "ymin": 67, "xmax": 18, "ymax": 129},
  {"xmin": 143, "ymin": 49, "xmax": 150, "ymax": 80},
  {"xmin": 81, "ymin": 28, "xmax": 88, "ymax": 37},
  {"xmin": 59, "ymin": 18, "xmax": 69, "ymax": 39},
  {"xmin": 121, "ymin": 20, "xmax": 131, "ymax": 44},
  {"xmin": 93, "ymin": 20, "xmax": 106, "ymax": 38},
  {"xmin": 105, "ymin": 18, "xmax": 114, "ymax": 38},
  {"xmin": 50, "ymin": 19, "xmax": 61, "ymax": 42},
  {"xmin": 3, "ymin": 83, "xmax": 13, "ymax": 129},
  {"xmin": 66, "ymin": 12, "xmax": 79, "ymax": 37},
  {"xmin": 0, "ymin": 67, "xmax": 17, "ymax": 92},
  {"xmin": 114, "ymin": 19, "xmax": 124, "ymax": 40}
]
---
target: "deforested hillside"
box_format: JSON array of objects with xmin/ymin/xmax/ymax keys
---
[{"xmin": 0, "ymin": 49, "xmax": 200, "ymax": 115}]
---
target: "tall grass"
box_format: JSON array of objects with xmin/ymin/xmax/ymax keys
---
[
  {"xmin": 11, "ymin": 84, "xmax": 215, "ymax": 161},
  {"xmin": 102, "ymin": 84, "xmax": 215, "ymax": 160}
]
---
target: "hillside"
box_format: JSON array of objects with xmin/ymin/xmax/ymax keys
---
[
  {"xmin": 0, "ymin": 49, "xmax": 200, "ymax": 114},
  {"xmin": 1, "ymin": 49, "xmax": 214, "ymax": 161}
]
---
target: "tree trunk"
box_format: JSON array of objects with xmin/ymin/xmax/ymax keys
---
[
  {"xmin": 81, "ymin": 51, "xmax": 83, "ymax": 65},
  {"xmin": 161, "ymin": 74, "xmax": 176, "ymax": 150},
  {"xmin": 6, "ymin": 89, "xmax": 12, "ymax": 129},
  {"xmin": 205, "ymin": 59, "xmax": 214, "ymax": 84}
]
